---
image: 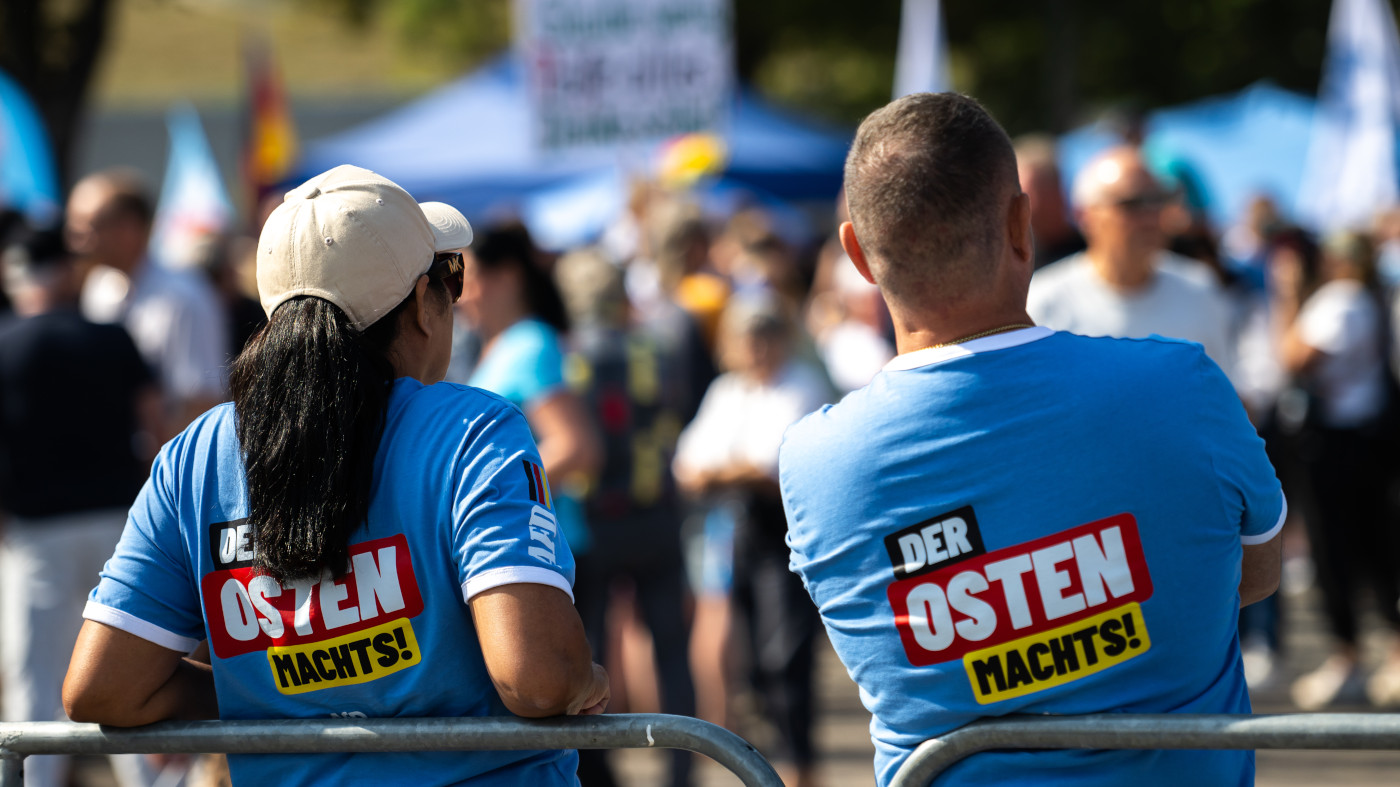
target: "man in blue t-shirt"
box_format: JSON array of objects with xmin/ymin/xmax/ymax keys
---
[{"xmin": 779, "ymin": 94, "xmax": 1283, "ymax": 787}]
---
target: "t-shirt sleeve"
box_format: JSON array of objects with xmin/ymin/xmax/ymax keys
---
[
  {"xmin": 491, "ymin": 323, "xmax": 567, "ymax": 407},
  {"xmin": 1193, "ymin": 350, "xmax": 1287, "ymax": 544},
  {"xmin": 85, "ymin": 442, "xmax": 205, "ymax": 653},
  {"xmin": 451, "ymin": 403, "xmax": 576, "ymax": 603}
]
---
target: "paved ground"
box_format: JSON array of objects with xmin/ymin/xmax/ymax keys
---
[{"xmin": 44, "ymin": 583, "xmax": 1400, "ymax": 785}]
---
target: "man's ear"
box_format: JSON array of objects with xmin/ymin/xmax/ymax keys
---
[
  {"xmin": 1008, "ymin": 191, "xmax": 1034, "ymax": 266},
  {"xmin": 838, "ymin": 221, "xmax": 878, "ymax": 285}
]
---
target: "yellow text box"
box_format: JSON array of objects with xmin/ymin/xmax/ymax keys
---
[
  {"xmin": 963, "ymin": 602, "xmax": 1150, "ymax": 705},
  {"xmin": 267, "ymin": 618, "xmax": 421, "ymax": 695}
]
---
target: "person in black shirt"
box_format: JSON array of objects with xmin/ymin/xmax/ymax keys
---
[
  {"xmin": 0, "ymin": 226, "xmax": 159, "ymax": 787},
  {"xmin": 556, "ymin": 248, "xmax": 701, "ymax": 787}
]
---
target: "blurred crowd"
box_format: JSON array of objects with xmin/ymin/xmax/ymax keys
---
[{"xmin": 5, "ymin": 129, "xmax": 1400, "ymax": 785}]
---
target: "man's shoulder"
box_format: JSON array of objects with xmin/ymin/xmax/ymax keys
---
[
  {"xmin": 780, "ymin": 384, "xmax": 875, "ymax": 475},
  {"xmin": 1060, "ymin": 330, "xmax": 1213, "ymax": 376}
]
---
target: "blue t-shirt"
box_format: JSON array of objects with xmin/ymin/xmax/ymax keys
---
[
  {"xmin": 470, "ymin": 319, "xmax": 567, "ymax": 406},
  {"xmin": 470, "ymin": 318, "xmax": 588, "ymax": 552},
  {"xmin": 87, "ymin": 378, "xmax": 579, "ymax": 786},
  {"xmin": 780, "ymin": 327, "xmax": 1285, "ymax": 787}
]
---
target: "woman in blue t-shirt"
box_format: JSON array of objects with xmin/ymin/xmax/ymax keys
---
[
  {"xmin": 62, "ymin": 168, "xmax": 608, "ymax": 786},
  {"xmin": 459, "ymin": 225, "xmax": 602, "ymax": 552}
]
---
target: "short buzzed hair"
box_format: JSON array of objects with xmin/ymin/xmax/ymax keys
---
[{"xmin": 844, "ymin": 93, "xmax": 1017, "ymax": 300}]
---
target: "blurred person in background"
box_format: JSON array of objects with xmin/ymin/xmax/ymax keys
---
[
  {"xmin": 809, "ymin": 255, "xmax": 894, "ymax": 394},
  {"xmin": 806, "ymin": 193, "xmax": 895, "ymax": 394},
  {"xmin": 1013, "ymin": 134, "xmax": 1085, "ymax": 269},
  {"xmin": 1, "ymin": 226, "xmax": 159, "ymax": 787},
  {"xmin": 65, "ymin": 169, "xmax": 229, "ymax": 439},
  {"xmin": 1223, "ymin": 195, "xmax": 1285, "ymax": 281},
  {"xmin": 674, "ymin": 296, "xmax": 830, "ymax": 787},
  {"xmin": 1374, "ymin": 206, "xmax": 1400, "ymax": 294},
  {"xmin": 457, "ymin": 222, "xmax": 603, "ymax": 566},
  {"xmin": 639, "ymin": 198, "xmax": 731, "ymax": 352},
  {"xmin": 1028, "ymin": 146, "xmax": 1235, "ymax": 379},
  {"xmin": 188, "ymin": 234, "xmax": 266, "ymax": 359},
  {"xmin": 0, "ymin": 208, "xmax": 23, "ymax": 315},
  {"xmin": 1222, "ymin": 223, "xmax": 1299, "ymax": 688},
  {"xmin": 1273, "ymin": 230, "xmax": 1400, "ymax": 709},
  {"xmin": 557, "ymin": 248, "xmax": 698, "ymax": 787},
  {"xmin": 627, "ymin": 198, "xmax": 720, "ymax": 419}
]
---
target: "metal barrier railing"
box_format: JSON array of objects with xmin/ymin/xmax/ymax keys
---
[
  {"xmin": 0, "ymin": 713, "xmax": 783, "ymax": 787},
  {"xmin": 889, "ymin": 713, "xmax": 1400, "ymax": 786}
]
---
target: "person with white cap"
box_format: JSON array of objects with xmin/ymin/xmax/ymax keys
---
[{"xmin": 63, "ymin": 165, "xmax": 608, "ymax": 786}]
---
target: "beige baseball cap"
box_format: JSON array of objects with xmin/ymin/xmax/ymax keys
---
[{"xmin": 257, "ymin": 165, "xmax": 473, "ymax": 330}]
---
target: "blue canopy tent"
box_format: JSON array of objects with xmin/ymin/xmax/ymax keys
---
[
  {"xmin": 1056, "ymin": 82, "xmax": 1318, "ymax": 231},
  {"xmin": 299, "ymin": 56, "xmax": 852, "ymax": 248}
]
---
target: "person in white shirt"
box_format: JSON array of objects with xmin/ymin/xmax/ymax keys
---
[
  {"xmin": 1028, "ymin": 147, "xmax": 1235, "ymax": 380},
  {"xmin": 673, "ymin": 295, "xmax": 830, "ymax": 787},
  {"xmin": 66, "ymin": 169, "xmax": 229, "ymax": 439},
  {"xmin": 1274, "ymin": 230, "xmax": 1400, "ymax": 710}
]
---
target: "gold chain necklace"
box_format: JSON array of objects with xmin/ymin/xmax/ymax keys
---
[{"xmin": 920, "ymin": 323, "xmax": 1035, "ymax": 351}]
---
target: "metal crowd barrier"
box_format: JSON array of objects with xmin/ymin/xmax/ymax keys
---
[
  {"xmin": 0, "ymin": 713, "xmax": 783, "ymax": 787},
  {"xmin": 889, "ymin": 713, "xmax": 1400, "ymax": 787}
]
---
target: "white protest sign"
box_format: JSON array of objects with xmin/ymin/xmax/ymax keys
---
[{"xmin": 516, "ymin": 0, "xmax": 733, "ymax": 154}]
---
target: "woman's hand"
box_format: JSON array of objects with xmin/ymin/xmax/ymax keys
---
[{"xmin": 572, "ymin": 663, "xmax": 611, "ymax": 716}]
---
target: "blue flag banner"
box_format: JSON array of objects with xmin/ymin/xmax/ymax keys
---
[
  {"xmin": 151, "ymin": 103, "xmax": 234, "ymax": 269},
  {"xmin": 1297, "ymin": 0, "xmax": 1400, "ymax": 231},
  {"xmin": 893, "ymin": 0, "xmax": 951, "ymax": 98},
  {"xmin": 0, "ymin": 69, "xmax": 61, "ymax": 225}
]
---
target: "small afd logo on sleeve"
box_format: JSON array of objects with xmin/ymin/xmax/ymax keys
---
[{"xmin": 522, "ymin": 459, "xmax": 553, "ymax": 510}]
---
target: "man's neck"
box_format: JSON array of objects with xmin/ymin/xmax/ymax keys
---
[
  {"xmin": 1086, "ymin": 248, "xmax": 1155, "ymax": 292},
  {"xmin": 891, "ymin": 303, "xmax": 1036, "ymax": 356}
]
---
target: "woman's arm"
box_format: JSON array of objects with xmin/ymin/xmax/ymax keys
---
[
  {"xmin": 64, "ymin": 621, "xmax": 217, "ymax": 726},
  {"xmin": 470, "ymin": 583, "xmax": 609, "ymax": 717},
  {"xmin": 527, "ymin": 389, "xmax": 603, "ymax": 483}
]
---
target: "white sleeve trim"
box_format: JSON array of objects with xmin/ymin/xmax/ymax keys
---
[
  {"xmin": 461, "ymin": 566, "xmax": 575, "ymax": 603},
  {"xmin": 1241, "ymin": 495, "xmax": 1288, "ymax": 546},
  {"xmin": 83, "ymin": 601, "xmax": 200, "ymax": 654}
]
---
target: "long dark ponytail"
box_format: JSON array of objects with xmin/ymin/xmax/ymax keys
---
[{"xmin": 229, "ymin": 293, "xmax": 410, "ymax": 583}]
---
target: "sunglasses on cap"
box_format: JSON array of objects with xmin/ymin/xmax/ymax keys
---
[{"xmin": 427, "ymin": 251, "xmax": 465, "ymax": 302}]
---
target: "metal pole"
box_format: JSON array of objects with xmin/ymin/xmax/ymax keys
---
[
  {"xmin": 0, "ymin": 714, "xmax": 782, "ymax": 787},
  {"xmin": 890, "ymin": 713, "xmax": 1400, "ymax": 787},
  {"xmin": 0, "ymin": 752, "xmax": 22, "ymax": 787}
]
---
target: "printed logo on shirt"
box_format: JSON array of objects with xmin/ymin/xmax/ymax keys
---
[
  {"xmin": 522, "ymin": 460, "xmax": 553, "ymax": 510},
  {"xmin": 885, "ymin": 512, "xmax": 1154, "ymax": 704},
  {"xmin": 199, "ymin": 528, "xmax": 426, "ymax": 694},
  {"xmin": 884, "ymin": 505, "xmax": 987, "ymax": 580},
  {"xmin": 267, "ymin": 617, "xmax": 422, "ymax": 695},
  {"xmin": 520, "ymin": 460, "xmax": 560, "ymax": 566}
]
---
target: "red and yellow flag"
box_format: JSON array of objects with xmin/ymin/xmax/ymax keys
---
[{"xmin": 243, "ymin": 34, "xmax": 298, "ymax": 225}]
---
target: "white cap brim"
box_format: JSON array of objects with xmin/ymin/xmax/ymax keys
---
[{"xmin": 421, "ymin": 202, "xmax": 473, "ymax": 251}]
